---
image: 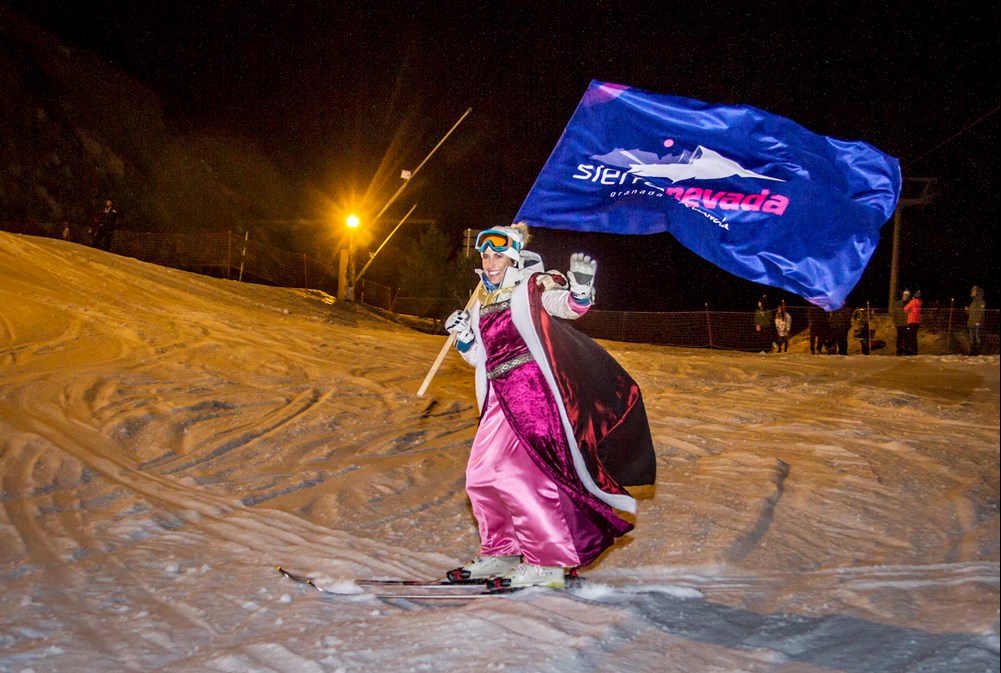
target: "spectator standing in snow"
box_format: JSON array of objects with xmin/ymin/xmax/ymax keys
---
[
  {"xmin": 92, "ymin": 199, "xmax": 119, "ymax": 251},
  {"xmin": 443, "ymin": 224, "xmax": 655, "ymax": 590},
  {"xmin": 830, "ymin": 307, "xmax": 853, "ymax": 355},
  {"xmin": 775, "ymin": 304, "xmax": 792, "ymax": 352},
  {"xmin": 903, "ymin": 290, "xmax": 923, "ymax": 355},
  {"xmin": 966, "ymin": 285, "xmax": 986, "ymax": 355},
  {"xmin": 808, "ymin": 306, "xmax": 829, "ymax": 354},
  {"xmin": 893, "ymin": 289, "xmax": 911, "ymax": 356},
  {"xmin": 753, "ymin": 296, "xmax": 774, "ymax": 352}
]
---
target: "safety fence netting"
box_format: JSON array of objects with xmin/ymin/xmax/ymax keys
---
[{"xmin": 392, "ymin": 300, "xmax": 999, "ymax": 355}]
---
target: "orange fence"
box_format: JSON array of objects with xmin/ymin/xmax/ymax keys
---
[{"xmin": 4, "ymin": 223, "xmax": 997, "ymax": 355}]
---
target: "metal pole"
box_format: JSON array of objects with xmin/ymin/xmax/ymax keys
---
[
  {"xmin": 866, "ymin": 302, "xmax": 872, "ymax": 355},
  {"xmin": 946, "ymin": 297, "xmax": 954, "ymax": 354},
  {"xmin": 705, "ymin": 303, "xmax": 713, "ymax": 350},
  {"xmin": 238, "ymin": 231, "xmax": 248, "ymax": 282},
  {"xmin": 888, "ymin": 207, "xmax": 902, "ymax": 310},
  {"xmin": 355, "ymin": 203, "xmax": 418, "ymax": 283},
  {"xmin": 370, "ymin": 108, "xmax": 472, "ymax": 226},
  {"xmin": 347, "ymin": 228, "xmax": 355, "ymax": 301}
]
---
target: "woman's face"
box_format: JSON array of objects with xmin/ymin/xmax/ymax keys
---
[{"xmin": 481, "ymin": 249, "xmax": 515, "ymax": 284}]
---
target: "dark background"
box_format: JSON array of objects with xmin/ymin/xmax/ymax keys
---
[{"xmin": 4, "ymin": 1, "xmax": 997, "ymax": 311}]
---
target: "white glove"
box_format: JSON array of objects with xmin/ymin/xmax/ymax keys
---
[
  {"xmin": 568, "ymin": 253, "xmax": 596, "ymax": 302},
  {"xmin": 445, "ymin": 310, "xmax": 474, "ymax": 346}
]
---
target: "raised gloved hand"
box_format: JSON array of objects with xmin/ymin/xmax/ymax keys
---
[
  {"xmin": 445, "ymin": 309, "xmax": 474, "ymax": 348},
  {"xmin": 568, "ymin": 253, "xmax": 597, "ymax": 303}
]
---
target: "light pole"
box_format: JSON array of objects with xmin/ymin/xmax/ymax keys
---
[
  {"xmin": 341, "ymin": 107, "xmax": 471, "ymax": 300},
  {"xmin": 345, "ymin": 214, "xmax": 359, "ymax": 301},
  {"xmin": 887, "ymin": 178, "xmax": 935, "ymax": 308}
]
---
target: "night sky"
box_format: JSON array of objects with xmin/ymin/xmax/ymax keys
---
[{"xmin": 8, "ymin": 1, "xmax": 998, "ymax": 311}]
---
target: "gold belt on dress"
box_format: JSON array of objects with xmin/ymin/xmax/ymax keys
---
[
  {"xmin": 486, "ymin": 352, "xmax": 534, "ymax": 380},
  {"xmin": 479, "ymin": 299, "xmax": 511, "ymax": 315}
]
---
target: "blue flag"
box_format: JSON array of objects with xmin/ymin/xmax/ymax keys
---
[{"xmin": 514, "ymin": 81, "xmax": 901, "ymax": 309}]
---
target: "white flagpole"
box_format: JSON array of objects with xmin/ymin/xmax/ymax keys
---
[{"xmin": 416, "ymin": 283, "xmax": 481, "ymax": 398}]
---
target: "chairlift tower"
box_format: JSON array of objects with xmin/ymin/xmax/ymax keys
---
[{"xmin": 888, "ymin": 177, "xmax": 936, "ymax": 308}]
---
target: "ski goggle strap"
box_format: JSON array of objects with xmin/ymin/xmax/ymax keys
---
[{"xmin": 475, "ymin": 229, "xmax": 522, "ymax": 253}]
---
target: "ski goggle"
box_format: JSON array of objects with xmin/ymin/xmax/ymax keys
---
[{"xmin": 475, "ymin": 229, "xmax": 522, "ymax": 253}]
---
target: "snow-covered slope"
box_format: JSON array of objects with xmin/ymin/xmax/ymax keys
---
[{"xmin": 1, "ymin": 232, "xmax": 997, "ymax": 673}]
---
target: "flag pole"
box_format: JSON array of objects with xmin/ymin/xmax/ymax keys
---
[{"xmin": 416, "ymin": 283, "xmax": 481, "ymax": 398}]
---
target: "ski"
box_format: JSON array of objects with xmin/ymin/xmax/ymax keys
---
[
  {"xmin": 370, "ymin": 581, "xmax": 583, "ymax": 600},
  {"xmin": 277, "ymin": 566, "xmax": 345, "ymax": 595},
  {"xmin": 278, "ymin": 566, "xmax": 585, "ymax": 601},
  {"xmin": 356, "ymin": 578, "xmax": 486, "ymax": 588},
  {"xmin": 357, "ymin": 574, "xmax": 586, "ymax": 600},
  {"xmin": 363, "ymin": 591, "xmax": 501, "ymax": 600},
  {"xmin": 278, "ymin": 568, "xmax": 488, "ymax": 592}
]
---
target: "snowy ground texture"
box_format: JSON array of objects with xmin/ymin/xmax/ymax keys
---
[{"xmin": 1, "ymin": 231, "xmax": 998, "ymax": 673}]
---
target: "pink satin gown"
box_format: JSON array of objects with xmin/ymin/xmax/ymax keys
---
[{"xmin": 465, "ymin": 298, "xmax": 631, "ymax": 568}]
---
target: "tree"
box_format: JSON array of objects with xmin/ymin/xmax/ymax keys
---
[{"xmin": 398, "ymin": 226, "xmax": 474, "ymax": 300}]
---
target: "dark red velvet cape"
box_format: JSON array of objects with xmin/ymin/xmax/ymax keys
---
[{"xmin": 525, "ymin": 277, "xmax": 656, "ymax": 490}]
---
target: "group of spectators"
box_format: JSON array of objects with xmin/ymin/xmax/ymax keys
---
[
  {"xmin": 805, "ymin": 306, "xmax": 854, "ymax": 355},
  {"xmin": 755, "ymin": 297, "xmax": 853, "ymax": 355},
  {"xmin": 889, "ymin": 285, "xmax": 987, "ymax": 356},
  {"xmin": 756, "ymin": 286, "xmax": 988, "ymax": 356}
]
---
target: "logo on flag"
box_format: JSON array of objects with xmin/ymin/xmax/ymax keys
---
[
  {"xmin": 592, "ymin": 145, "xmax": 783, "ymax": 184},
  {"xmin": 515, "ymin": 81, "xmax": 902, "ymax": 309}
]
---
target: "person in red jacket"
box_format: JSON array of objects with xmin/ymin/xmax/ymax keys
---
[{"xmin": 903, "ymin": 290, "xmax": 923, "ymax": 355}]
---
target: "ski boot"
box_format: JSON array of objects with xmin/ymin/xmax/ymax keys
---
[
  {"xmin": 487, "ymin": 563, "xmax": 567, "ymax": 591},
  {"xmin": 446, "ymin": 554, "xmax": 521, "ymax": 584}
]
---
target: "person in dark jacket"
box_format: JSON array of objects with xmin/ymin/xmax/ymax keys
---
[
  {"xmin": 830, "ymin": 307, "xmax": 853, "ymax": 355},
  {"xmin": 92, "ymin": 199, "xmax": 119, "ymax": 251},
  {"xmin": 808, "ymin": 306, "xmax": 830, "ymax": 354},
  {"xmin": 966, "ymin": 286, "xmax": 986, "ymax": 355},
  {"xmin": 753, "ymin": 296, "xmax": 775, "ymax": 352}
]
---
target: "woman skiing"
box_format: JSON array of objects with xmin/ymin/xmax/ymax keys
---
[{"xmin": 444, "ymin": 224, "xmax": 655, "ymax": 589}]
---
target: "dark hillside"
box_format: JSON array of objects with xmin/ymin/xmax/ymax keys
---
[{"xmin": 0, "ymin": 4, "xmax": 302, "ymax": 247}]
